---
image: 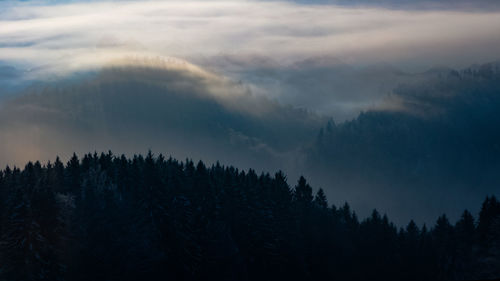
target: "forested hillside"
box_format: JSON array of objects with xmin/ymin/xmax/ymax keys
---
[
  {"xmin": 0, "ymin": 60, "xmax": 322, "ymax": 172},
  {"xmin": 309, "ymin": 62, "xmax": 500, "ymax": 182},
  {"xmin": 305, "ymin": 62, "xmax": 500, "ymax": 222},
  {"xmin": 0, "ymin": 152, "xmax": 498, "ymax": 281}
]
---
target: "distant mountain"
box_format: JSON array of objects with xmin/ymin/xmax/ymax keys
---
[
  {"xmin": 0, "ymin": 57, "xmax": 323, "ymax": 173},
  {"xmin": 197, "ymin": 55, "xmax": 445, "ymax": 121},
  {"xmin": 0, "ymin": 65, "xmax": 20, "ymax": 79},
  {"xmin": 0, "ymin": 64, "xmax": 26, "ymax": 95},
  {"xmin": 304, "ymin": 62, "xmax": 500, "ymax": 223}
]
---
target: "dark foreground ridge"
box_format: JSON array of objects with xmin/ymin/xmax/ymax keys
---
[{"xmin": 0, "ymin": 152, "xmax": 498, "ymax": 281}]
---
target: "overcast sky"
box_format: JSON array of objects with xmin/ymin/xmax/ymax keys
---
[{"xmin": 1, "ymin": 0, "xmax": 500, "ymax": 77}]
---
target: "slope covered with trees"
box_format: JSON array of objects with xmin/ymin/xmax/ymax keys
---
[
  {"xmin": 0, "ymin": 59, "xmax": 323, "ymax": 171},
  {"xmin": 0, "ymin": 152, "xmax": 498, "ymax": 281},
  {"xmin": 306, "ymin": 62, "xmax": 500, "ymax": 222}
]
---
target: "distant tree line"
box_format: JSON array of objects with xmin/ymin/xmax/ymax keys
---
[
  {"xmin": 308, "ymin": 64, "xmax": 500, "ymax": 191},
  {"xmin": 0, "ymin": 152, "xmax": 498, "ymax": 281}
]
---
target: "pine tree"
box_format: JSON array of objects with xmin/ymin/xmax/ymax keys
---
[
  {"xmin": 313, "ymin": 188, "xmax": 328, "ymax": 209},
  {"xmin": 476, "ymin": 196, "xmax": 500, "ymax": 279},
  {"xmin": 0, "ymin": 151, "xmax": 494, "ymax": 281},
  {"xmin": 293, "ymin": 176, "xmax": 313, "ymax": 207},
  {"xmin": 66, "ymin": 153, "xmax": 80, "ymax": 193},
  {"xmin": 454, "ymin": 210, "xmax": 476, "ymax": 279},
  {"xmin": 433, "ymin": 214, "xmax": 456, "ymax": 280},
  {"xmin": 0, "ymin": 163, "xmax": 62, "ymax": 280},
  {"xmin": 477, "ymin": 196, "xmax": 500, "ymax": 250}
]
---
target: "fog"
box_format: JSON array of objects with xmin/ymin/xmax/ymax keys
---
[
  {"xmin": 0, "ymin": 58, "xmax": 322, "ymax": 173},
  {"xmin": 1, "ymin": 0, "xmax": 500, "ymax": 224}
]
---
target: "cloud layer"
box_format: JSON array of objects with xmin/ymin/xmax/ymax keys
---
[{"xmin": 1, "ymin": 0, "xmax": 500, "ymax": 77}]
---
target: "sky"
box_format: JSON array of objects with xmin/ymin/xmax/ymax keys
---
[{"xmin": 1, "ymin": 0, "xmax": 500, "ymax": 77}]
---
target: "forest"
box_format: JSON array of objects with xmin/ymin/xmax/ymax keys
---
[
  {"xmin": 0, "ymin": 152, "xmax": 498, "ymax": 281},
  {"xmin": 308, "ymin": 62, "xmax": 500, "ymax": 185}
]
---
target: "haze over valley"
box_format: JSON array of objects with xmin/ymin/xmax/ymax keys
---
[{"xmin": 1, "ymin": 0, "xmax": 499, "ymax": 225}]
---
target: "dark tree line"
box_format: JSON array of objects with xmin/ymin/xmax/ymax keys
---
[{"xmin": 0, "ymin": 152, "xmax": 498, "ymax": 281}]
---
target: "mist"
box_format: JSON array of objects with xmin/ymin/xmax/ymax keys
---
[
  {"xmin": 1, "ymin": 0, "xmax": 500, "ymax": 225},
  {"xmin": 0, "ymin": 58, "xmax": 322, "ymax": 175}
]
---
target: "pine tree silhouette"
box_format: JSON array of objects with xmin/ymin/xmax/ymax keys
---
[{"xmin": 0, "ymin": 152, "xmax": 495, "ymax": 281}]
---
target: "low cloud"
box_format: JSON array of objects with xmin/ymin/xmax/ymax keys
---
[
  {"xmin": 1, "ymin": 0, "xmax": 500, "ymax": 76},
  {"xmin": 0, "ymin": 59, "xmax": 322, "ymax": 171}
]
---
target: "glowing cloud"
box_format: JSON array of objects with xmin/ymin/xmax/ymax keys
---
[{"xmin": 1, "ymin": 0, "xmax": 500, "ymax": 76}]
